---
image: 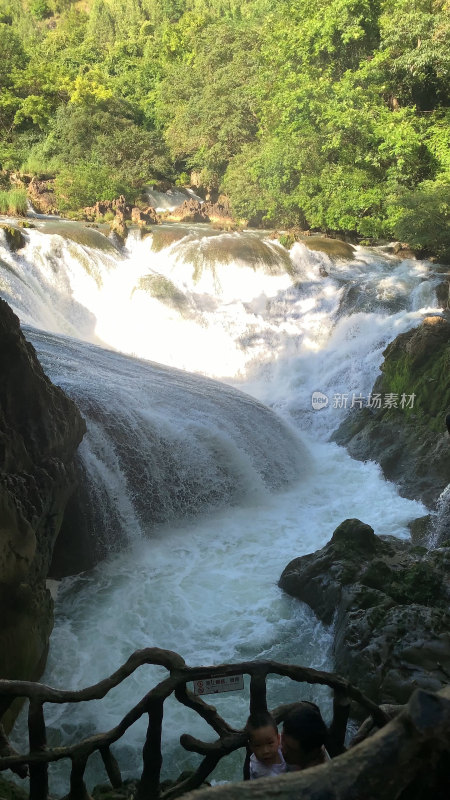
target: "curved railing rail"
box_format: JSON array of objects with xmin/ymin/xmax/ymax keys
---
[{"xmin": 0, "ymin": 648, "xmax": 389, "ymax": 800}]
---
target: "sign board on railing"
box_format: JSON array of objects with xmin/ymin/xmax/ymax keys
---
[{"xmin": 193, "ymin": 675, "xmax": 244, "ymax": 695}]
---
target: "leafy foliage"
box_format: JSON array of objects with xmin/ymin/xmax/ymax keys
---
[
  {"xmin": 389, "ymin": 180, "xmax": 450, "ymax": 262},
  {"xmin": 0, "ymin": 0, "xmax": 448, "ymax": 256},
  {"xmin": 0, "ymin": 188, "xmax": 27, "ymax": 214}
]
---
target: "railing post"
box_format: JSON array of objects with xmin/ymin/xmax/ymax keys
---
[
  {"xmin": 100, "ymin": 745, "xmax": 122, "ymax": 788},
  {"xmin": 327, "ymin": 688, "xmax": 351, "ymax": 756},
  {"xmin": 68, "ymin": 755, "xmax": 92, "ymax": 800},
  {"xmin": 249, "ymin": 670, "xmax": 267, "ymax": 714},
  {"xmin": 245, "ymin": 668, "xmax": 269, "ymax": 780},
  {"xmin": 28, "ymin": 699, "xmax": 48, "ymax": 800},
  {"xmin": 137, "ymin": 697, "xmax": 164, "ymax": 800}
]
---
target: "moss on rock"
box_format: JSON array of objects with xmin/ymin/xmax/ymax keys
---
[
  {"xmin": 378, "ymin": 316, "xmax": 450, "ymax": 432},
  {"xmin": 333, "ymin": 317, "xmax": 450, "ymax": 511},
  {"xmin": 279, "ymin": 518, "xmax": 450, "ymax": 707},
  {"xmin": 0, "ymin": 225, "xmax": 25, "ymax": 252}
]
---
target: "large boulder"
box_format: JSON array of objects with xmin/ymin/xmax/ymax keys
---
[
  {"xmin": 332, "ymin": 316, "xmax": 450, "ymax": 519},
  {"xmin": 83, "ymin": 196, "xmax": 134, "ymax": 222},
  {"xmin": 279, "ymin": 519, "xmax": 450, "ymax": 708},
  {"xmin": 131, "ymin": 206, "xmax": 159, "ymax": 226},
  {"xmin": 160, "ymin": 195, "xmax": 233, "ymax": 225},
  {"xmin": 204, "ymin": 196, "xmax": 233, "ymax": 224},
  {"xmin": 164, "ymin": 198, "xmax": 209, "ymax": 223},
  {"xmin": 0, "ymin": 299, "xmax": 86, "ymax": 729}
]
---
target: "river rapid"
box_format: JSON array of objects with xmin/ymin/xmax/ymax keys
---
[{"xmin": 0, "ymin": 219, "xmax": 434, "ymax": 791}]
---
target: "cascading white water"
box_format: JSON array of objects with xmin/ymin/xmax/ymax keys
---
[
  {"xmin": 145, "ymin": 187, "xmax": 203, "ymax": 211},
  {"xmin": 28, "ymin": 327, "xmax": 309, "ymax": 573},
  {"xmin": 1, "ymin": 221, "xmax": 436, "ymax": 791}
]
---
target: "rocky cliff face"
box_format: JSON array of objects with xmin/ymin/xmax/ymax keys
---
[
  {"xmin": 279, "ymin": 519, "xmax": 450, "ymax": 711},
  {"xmin": 332, "ymin": 316, "xmax": 450, "ymax": 535},
  {"xmin": 0, "ymin": 298, "xmax": 86, "ymax": 730}
]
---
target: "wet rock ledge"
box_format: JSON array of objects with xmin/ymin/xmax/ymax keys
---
[
  {"xmin": 0, "ymin": 299, "xmax": 86, "ymax": 730},
  {"xmin": 279, "ymin": 519, "xmax": 450, "ymax": 709},
  {"xmin": 332, "ymin": 315, "xmax": 450, "ymax": 516}
]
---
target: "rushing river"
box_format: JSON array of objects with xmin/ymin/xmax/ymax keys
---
[{"xmin": 0, "ymin": 219, "xmax": 433, "ymax": 791}]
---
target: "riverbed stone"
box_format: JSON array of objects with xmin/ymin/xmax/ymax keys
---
[
  {"xmin": 279, "ymin": 518, "xmax": 450, "ymax": 709},
  {"xmin": 302, "ymin": 236, "xmax": 355, "ymax": 259},
  {"xmin": 0, "ymin": 225, "xmax": 25, "ymax": 251}
]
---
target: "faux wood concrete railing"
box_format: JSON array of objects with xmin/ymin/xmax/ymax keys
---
[{"xmin": 0, "ymin": 648, "xmax": 389, "ymax": 800}]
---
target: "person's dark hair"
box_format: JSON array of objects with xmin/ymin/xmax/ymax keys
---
[
  {"xmin": 245, "ymin": 710, "xmax": 278, "ymax": 739},
  {"xmin": 282, "ymin": 702, "xmax": 327, "ymax": 754}
]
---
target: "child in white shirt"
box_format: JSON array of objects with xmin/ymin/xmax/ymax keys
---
[{"xmin": 245, "ymin": 711, "xmax": 287, "ymax": 779}]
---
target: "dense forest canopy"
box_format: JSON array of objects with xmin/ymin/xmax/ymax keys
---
[{"xmin": 0, "ymin": 0, "xmax": 449, "ymax": 255}]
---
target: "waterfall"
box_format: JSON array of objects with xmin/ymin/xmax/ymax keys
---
[
  {"xmin": 145, "ymin": 187, "xmax": 203, "ymax": 211},
  {"xmin": 27, "ymin": 327, "xmax": 308, "ymax": 575},
  {"xmin": 1, "ymin": 220, "xmax": 435, "ymax": 791}
]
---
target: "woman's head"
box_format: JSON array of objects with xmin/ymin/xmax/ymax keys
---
[{"xmin": 281, "ymin": 702, "xmax": 328, "ymax": 768}]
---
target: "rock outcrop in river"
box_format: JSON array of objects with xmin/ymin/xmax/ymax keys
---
[
  {"xmin": 27, "ymin": 177, "xmax": 58, "ymax": 216},
  {"xmin": 279, "ymin": 519, "xmax": 450, "ymax": 710},
  {"xmin": 332, "ymin": 315, "xmax": 450, "ymax": 521},
  {"xmin": 0, "ymin": 299, "xmax": 85, "ymax": 730}
]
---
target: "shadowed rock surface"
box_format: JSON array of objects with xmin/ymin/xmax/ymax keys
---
[
  {"xmin": 0, "ymin": 774, "xmax": 28, "ymax": 800},
  {"xmin": 279, "ymin": 519, "xmax": 450, "ymax": 708},
  {"xmin": 332, "ymin": 316, "xmax": 450, "ymax": 520},
  {"xmin": 0, "ymin": 299, "xmax": 86, "ymax": 729}
]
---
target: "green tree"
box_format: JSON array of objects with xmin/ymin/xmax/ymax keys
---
[
  {"xmin": 155, "ymin": 20, "xmax": 260, "ymax": 175},
  {"xmin": 375, "ymin": 0, "xmax": 450, "ymax": 110},
  {"xmin": 54, "ymin": 161, "xmax": 132, "ymax": 208},
  {"xmin": 0, "ymin": 22, "xmax": 28, "ymax": 143},
  {"xmin": 388, "ymin": 180, "xmax": 450, "ymax": 262}
]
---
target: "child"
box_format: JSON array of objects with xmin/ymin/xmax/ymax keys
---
[{"xmin": 245, "ymin": 711, "xmax": 287, "ymax": 779}]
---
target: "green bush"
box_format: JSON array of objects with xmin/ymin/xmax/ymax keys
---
[
  {"xmin": 388, "ymin": 180, "xmax": 450, "ymax": 263},
  {"xmin": 54, "ymin": 162, "xmax": 135, "ymax": 210},
  {"xmin": 278, "ymin": 233, "xmax": 296, "ymax": 250},
  {"xmin": 29, "ymin": 0, "xmax": 51, "ymax": 20},
  {"xmin": 176, "ymin": 171, "xmax": 190, "ymax": 186},
  {"xmin": 0, "ymin": 188, "xmax": 27, "ymax": 215},
  {"xmin": 21, "ymin": 151, "xmax": 50, "ymax": 175}
]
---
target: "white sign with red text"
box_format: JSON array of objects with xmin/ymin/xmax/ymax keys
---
[{"xmin": 193, "ymin": 675, "xmax": 244, "ymax": 695}]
